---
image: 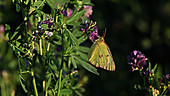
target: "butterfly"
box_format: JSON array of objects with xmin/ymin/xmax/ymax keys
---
[{"xmin": 88, "ymin": 29, "xmax": 116, "ymax": 71}]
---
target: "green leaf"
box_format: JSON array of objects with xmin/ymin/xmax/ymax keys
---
[
  {"xmin": 66, "ymin": 10, "xmax": 86, "ymax": 23},
  {"xmin": 24, "ymin": 0, "xmax": 29, "ymax": 5},
  {"xmin": 65, "ymin": 28, "xmax": 79, "ymax": 46},
  {"xmin": 11, "ymin": 31, "xmax": 18, "ymax": 40},
  {"xmin": 16, "ymin": 3, "xmax": 20, "ymax": 12},
  {"xmin": 33, "ymin": 1, "xmax": 45, "ymax": 7},
  {"xmin": 5, "ymin": 24, "xmax": 10, "ymax": 30},
  {"xmin": 66, "ymin": 46, "xmax": 76, "ymax": 54},
  {"xmin": 5, "ymin": 24, "xmax": 10, "ymax": 40},
  {"xmin": 78, "ymin": 46, "xmax": 89, "ymax": 53},
  {"xmin": 60, "ymin": 76, "xmax": 69, "ymax": 88},
  {"xmin": 17, "ymin": 35, "xmax": 21, "ymax": 40},
  {"xmin": 77, "ymin": 51, "xmax": 88, "ymax": 62},
  {"xmin": 71, "ymin": 55, "xmax": 77, "ymax": 68},
  {"xmin": 46, "ymin": 0, "xmax": 57, "ymax": 11},
  {"xmin": 19, "ymin": 75, "xmax": 28, "ymax": 93},
  {"xmin": 78, "ymin": 35, "xmax": 88, "ymax": 44},
  {"xmin": 59, "ymin": 89, "xmax": 72, "ymax": 95},
  {"xmin": 73, "ymin": 29, "xmax": 84, "ymax": 37},
  {"xmin": 134, "ymin": 84, "xmax": 141, "ymax": 90},
  {"xmin": 67, "ymin": 22, "xmax": 82, "ymax": 26},
  {"xmin": 16, "ymin": 41, "xmax": 21, "ymax": 47},
  {"xmin": 54, "ymin": 81, "xmax": 59, "ymax": 90},
  {"xmin": 46, "ymin": 76, "xmax": 52, "ymax": 90},
  {"xmin": 153, "ymin": 63, "xmax": 157, "ymax": 73},
  {"xmin": 41, "ymin": 24, "xmax": 49, "ymax": 30},
  {"xmin": 148, "ymin": 60, "xmax": 151, "ymax": 71},
  {"xmin": 74, "ymin": 56, "xmax": 99, "ymax": 75},
  {"xmin": 5, "ymin": 33, "xmax": 9, "ymax": 40}
]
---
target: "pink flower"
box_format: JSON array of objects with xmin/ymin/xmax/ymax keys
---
[
  {"xmin": 0, "ymin": 25, "xmax": 5, "ymax": 33},
  {"xmin": 83, "ymin": 5, "xmax": 93, "ymax": 18},
  {"xmin": 89, "ymin": 32, "xmax": 99, "ymax": 42},
  {"xmin": 62, "ymin": 9, "xmax": 73, "ymax": 17}
]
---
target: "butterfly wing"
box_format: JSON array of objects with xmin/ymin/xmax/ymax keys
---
[
  {"xmin": 88, "ymin": 38, "xmax": 110, "ymax": 69},
  {"xmin": 88, "ymin": 38, "xmax": 115, "ymax": 71},
  {"xmin": 103, "ymin": 43, "xmax": 116, "ymax": 71}
]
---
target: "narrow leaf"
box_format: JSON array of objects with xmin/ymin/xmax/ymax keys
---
[
  {"xmin": 19, "ymin": 75, "xmax": 28, "ymax": 93},
  {"xmin": 46, "ymin": 76, "xmax": 52, "ymax": 90},
  {"xmin": 66, "ymin": 10, "xmax": 86, "ymax": 23},
  {"xmin": 46, "ymin": 0, "xmax": 57, "ymax": 11},
  {"xmin": 60, "ymin": 89, "xmax": 72, "ymax": 95},
  {"xmin": 16, "ymin": 3, "xmax": 20, "ymax": 12},
  {"xmin": 11, "ymin": 31, "xmax": 18, "ymax": 40},
  {"xmin": 33, "ymin": 1, "xmax": 45, "ymax": 7},
  {"xmin": 148, "ymin": 60, "xmax": 151, "ymax": 71},
  {"xmin": 65, "ymin": 28, "xmax": 79, "ymax": 46},
  {"xmin": 5, "ymin": 33, "xmax": 9, "ymax": 40},
  {"xmin": 78, "ymin": 46, "xmax": 89, "ymax": 53},
  {"xmin": 74, "ymin": 56, "xmax": 99, "ymax": 75},
  {"xmin": 71, "ymin": 55, "xmax": 77, "ymax": 68},
  {"xmin": 153, "ymin": 63, "xmax": 157, "ymax": 73}
]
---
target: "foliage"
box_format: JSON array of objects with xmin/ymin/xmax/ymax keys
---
[{"xmin": 4, "ymin": 0, "xmax": 99, "ymax": 95}]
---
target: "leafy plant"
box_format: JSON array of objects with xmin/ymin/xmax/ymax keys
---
[{"xmin": 5, "ymin": 0, "xmax": 99, "ymax": 95}]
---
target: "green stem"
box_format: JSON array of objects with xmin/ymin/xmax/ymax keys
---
[
  {"xmin": 40, "ymin": 39, "xmax": 42, "ymax": 55},
  {"xmin": 47, "ymin": 43, "xmax": 50, "ymax": 52},
  {"xmin": 57, "ymin": 28, "xmax": 65, "ymax": 96},
  {"xmin": 160, "ymin": 87, "xmax": 167, "ymax": 96},
  {"xmin": 31, "ymin": 71, "xmax": 38, "ymax": 96},
  {"xmin": 57, "ymin": 69, "xmax": 63, "ymax": 96}
]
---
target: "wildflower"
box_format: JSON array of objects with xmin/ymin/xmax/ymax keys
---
[
  {"xmin": 93, "ymin": 26, "xmax": 98, "ymax": 33},
  {"xmin": 62, "ymin": 9, "xmax": 73, "ymax": 17},
  {"xmin": 158, "ymin": 73, "xmax": 170, "ymax": 89},
  {"xmin": 89, "ymin": 32, "xmax": 99, "ymax": 42},
  {"xmin": 143, "ymin": 69, "xmax": 153, "ymax": 77},
  {"xmin": 0, "ymin": 25, "xmax": 4, "ymax": 33},
  {"xmin": 81, "ymin": 20, "xmax": 89, "ymax": 33},
  {"xmin": 127, "ymin": 50, "xmax": 147, "ymax": 71},
  {"xmin": 83, "ymin": 5, "xmax": 93, "ymax": 18},
  {"xmin": 45, "ymin": 31, "xmax": 53, "ymax": 37}
]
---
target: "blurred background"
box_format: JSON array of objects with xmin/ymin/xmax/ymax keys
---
[{"xmin": 0, "ymin": 0, "xmax": 170, "ymax": 96}]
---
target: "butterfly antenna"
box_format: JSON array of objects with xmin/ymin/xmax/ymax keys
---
[{"xmin": 103, "ymin": 28, "xmax": 107, "ymax": 38}]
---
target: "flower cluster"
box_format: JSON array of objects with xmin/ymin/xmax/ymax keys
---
[
  {"xmin": 62, "ymin": 9, "xmax": 73, "ymax": 17},
  {"xmin": 127, "ymin": 50, "xmax": 147, "ymax": 71},
  {"xmin": 159, "ymin": 74, "xmax": 170, "ymax": 90},
  {"xmin": 81, "ymin": 20, "xmax": 99, "ymax": 42},
  {"xmin": 83, "ymin": 5, "xmax": 93, "ymax": 18},
  {"xmin": 32, "ymin": 18, "xmax": 54, "ymax": 41}
]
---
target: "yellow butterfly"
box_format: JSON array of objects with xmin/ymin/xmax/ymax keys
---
[{"xmin": 88, "ymin": 30, "xmax": 116, "ymax": 71}]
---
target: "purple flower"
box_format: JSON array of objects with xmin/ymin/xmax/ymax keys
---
[
  {"xmin": 93, "ymin": 26, "xmax": 98, "ymax": 33},
  {"xmin": 127, "ymin": 50, "xmax": 147, "ymax": 71},
  {"xmin": 158, "ymin": 73, "xmax": 170, "ymax": 90},
  {"xmin": 89, "ymin": 32, "xmax": 99, "ymax": 42},
  {"xmin": 81, "ymin": 20, "xmax": 89, "ymax": 33},
  {"xmin": 83, "ymin": 5, "xmax": 93, "ymax": 18},
  {"xmin": 143, "ymin": 69, "xmax": 153, "ymax": 77},
  {"xmin": 62, "ymin": 9, "xmax": 73, "ymax": 17}
]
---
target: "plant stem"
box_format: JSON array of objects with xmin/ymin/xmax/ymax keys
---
[
  {"xmin": 31, "ymin": 70, "xmax": 39, "ymax": 96},
  {"xmin": 57, "ymin": 69, "xmax": 63, "ymax": 96},
  {"xmin": 40, "ymin": 39, "xmax": 42, "ymax": 55},
  {"xmin": 47, "ymin": 43, "xmax": 50, "ymax": 52}
]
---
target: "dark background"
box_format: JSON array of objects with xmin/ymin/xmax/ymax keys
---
[
  {"xmin": 85, "ymin": 0, "xmax": 170, "ymax": 96},
  {"xmin": 0, "ymin": 0, "xmax": 170, "ymax": 96}
]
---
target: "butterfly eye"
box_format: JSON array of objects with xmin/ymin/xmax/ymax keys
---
[
  {"xmin": 99, "ymin": 55, "xmax": 103, "ymax": 58},
  {"xmin": 106, "ymin": 55, "xmax": 109, "ymax": 57}
]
